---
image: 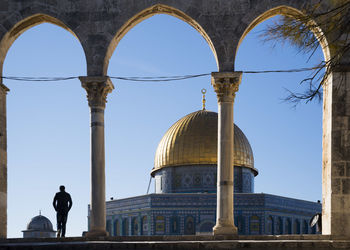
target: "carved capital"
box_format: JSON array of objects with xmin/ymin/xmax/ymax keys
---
[
  {"xmin": 211, "ymin": 72, "xmax": 242, "ymax": 103},
  {"xmin": 79, "ymin": 76, "xmax": 114, "ymax": 108},
  {"xmin": 0, "ymin": 83, "xmax": 9, "ymax": 94}
]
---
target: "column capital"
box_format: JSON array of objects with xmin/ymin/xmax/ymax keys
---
[
  {"xmin": 0, "ymin": 83, "xmax": 9, "ymax": 94},
  {"xmin": 211, "ymin": 72, "xmax": 242, "ymax": 103},
  {"xmin": 79, "ymin": 76, "xmax": 114, "ymax": 108}
]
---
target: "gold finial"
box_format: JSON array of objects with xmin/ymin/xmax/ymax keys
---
[{"xmin": 201, "ymin": 88, "xmax": 207, "ymax": 110}]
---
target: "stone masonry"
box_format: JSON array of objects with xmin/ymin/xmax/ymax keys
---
[
  {"xmin": 0, "ymin": 83, "xmax": 8, "ymax": 239},
  {"xmin": 0, "ymin": 0, "xmax": 348, "ymax": 239}
]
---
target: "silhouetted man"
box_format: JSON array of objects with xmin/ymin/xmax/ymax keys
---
[{"xmin": 53, "ymin": 185, "xmax": 72, "ymax": 238}]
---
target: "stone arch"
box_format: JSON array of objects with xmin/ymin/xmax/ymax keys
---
[
  {"xmin": 0, "ymin": 13, "xmax": 86, "ymax": 78},
  {"xmin": 234, "ymin": 4, "xmax": 345, "ymax": 236},
  {"xmin": 0, "ymin": 13, "xmax": 87, "ymax": 238},
  {"xmin": 0, "ymin": 12, "xmax": 86, "ymax": 238},
  {"xmin": 103, "ymin": 4, "xmax": 218, "ymax": 75},
  {"xmin": 236, "ymin": 5, "xmax": 331, "ymax": 63}
]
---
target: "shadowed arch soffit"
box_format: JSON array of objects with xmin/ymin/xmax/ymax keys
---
[
  {"xmin": 235, "ymin": 5, "xmax": 330, "ymax": 63},
  {"xmin": 104, "ymin": 4, "xmax": 218, "ymax": 75},
  {"xmin": 0, "ymin": 13, "xmax": 85, "ymax": 76}
]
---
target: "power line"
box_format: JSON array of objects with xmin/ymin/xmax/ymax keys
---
[
  {"xmin": 0, "ymin": 66, "xmax": 325, "ymax": 83},
  {"xmin": 1, "ymin": 76, "xmax": 77, "ymax": 82},
  {"xmin": 242, "ymin": 66, "xmax": 324, "ymax": 74},
  {"xmin": 109, "ymin": 73, "xmax": 211, "ymax": 82}
]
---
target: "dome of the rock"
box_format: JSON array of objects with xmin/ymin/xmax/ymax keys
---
[
  {"xmin": 152, "ymin": 110, "xmax": 257, "ymax": 176},
  {"xmin": 151, "ymin": 109, "xmax": 258, "ymax": 194}
]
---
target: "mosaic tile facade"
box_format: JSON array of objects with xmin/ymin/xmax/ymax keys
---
[
  {"xmin": 154, "ymin": 165, "xmax": 254, "ymax": 194},
  {"xmin": 100, "ymin": 193, "xmax": 321, "ymax": 236}
]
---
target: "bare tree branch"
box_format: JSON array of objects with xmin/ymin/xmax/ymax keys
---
[{"xmin": 260, "ymin": 0, "xmax": 350, "ymax": 104}]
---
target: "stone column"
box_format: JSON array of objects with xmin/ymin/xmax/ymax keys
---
[
  {"xmin": 79, "ymin": 76, "xmax": 114, "ymax": 237},
  {"xmin": 211, "ymin": 72, "xmax": 242, "ymax": 235},
  {"xmin": 0, "ymin": 83, "xmax": 9, "ymax": 239},
  {"xmin": 322, "ymin": 68, "xmax": 350, "ymax": 237}
]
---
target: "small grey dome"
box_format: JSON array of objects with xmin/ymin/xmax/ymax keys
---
[{"xmin": 27, "ymin": 215, "xmax": 54, "ymax": 231}]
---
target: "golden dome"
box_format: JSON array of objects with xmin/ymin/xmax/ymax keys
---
[{"xmin": 152, "ymin": 110, "xmax": 257, "ymax": 176}]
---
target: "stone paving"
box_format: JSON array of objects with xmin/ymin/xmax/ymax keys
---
[{"xmin": 1, "ymin": 235, "xmax": 350, "ymax": 250}]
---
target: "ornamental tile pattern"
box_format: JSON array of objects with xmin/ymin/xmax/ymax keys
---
[{"xmin": 101, "ymin": 193, "xmax": 321, "ymax": 236}]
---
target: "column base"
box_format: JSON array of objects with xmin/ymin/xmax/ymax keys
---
[
  {"xmin": 84, "ymin": 230, "xmax": 109, "ymax": 237},
  {"xmin": 213, "ymin": 224, "xmax": 237, "ymax": 235}
]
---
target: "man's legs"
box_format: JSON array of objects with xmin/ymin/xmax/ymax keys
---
[
  {"xmin": 61, "ymin": 214, "xmax": 68, "ymax": 237},
  {"xmin": 56, "ymin": 213, "xmax": 62, "ymax": 238}
]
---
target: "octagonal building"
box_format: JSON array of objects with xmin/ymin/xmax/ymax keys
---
[{"xmin": 93, "ymin": 107, "xmax": 321, "ymax": 236}]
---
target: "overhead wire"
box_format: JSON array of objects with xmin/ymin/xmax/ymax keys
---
[
  {"xmin": 1, "ymin": 76, "xmax": 77, "ymax": 82},
  {"xmin": 0, "ymin": 65, "xmax": 325, "ymax": 83}
]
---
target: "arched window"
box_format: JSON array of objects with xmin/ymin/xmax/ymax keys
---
[
  {"xmin": 114, "ymin": 219, "xmax": 120, "ymax": 236},
  {"xmin": 132, "ymin": 217, "xmax": 139, "ymax": 235},
  {"xmin": 285, "ymin": 218, "xmax": 292, "ymax": 234},
  {"xmin": 250, "ymin": 215, "xmax": 260, "ymax": 235},
  {"xmin": 170, "ymin": 216, "xmax": 180, "ymax": 234},
  {"xmin": 155, "ymin": 216, "xmax": 165, "ymax": 234},
  {"xmin": 106, "ymin": 220, "xmax": 112, "ymax": 235},
  {"xmin": 276, "ymin": 217, "xmax": 283, "ymax": 234},
  {"xmin": 122, "ymin": 218, "xmax": 129, "ymax": 236},
  {"xmin": 302, "ymin": 220, "xmax": 308, "ymax": 234},
  {"xmin": 141, "ymin": 216, "xmax": 148, "ymax": 235},
  {"xmin": 294, "ymin": 219, "xmax": 301, "ymax": 234},
  {"xmin": 185, "ymin": 216, "xmax": 195, "ymax": 235},
  {"xmin": 199, "ymin": 221, "xmax": 214, "ymax": 234},
  {"xmin": 235, "ymin": 216, "xmax": 245, "ymax": 234},
  {"xmin": 266, "ymin": 216, "xmax": 274, "ymax": 235}
]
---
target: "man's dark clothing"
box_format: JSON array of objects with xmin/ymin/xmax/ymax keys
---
[
  {"xmin": 56, "ymin": 213, "xmax": 68, "ymax": 236},
  {"xmin": 53, "ymin": 191, "xmax": 72, "ymax": 237}
]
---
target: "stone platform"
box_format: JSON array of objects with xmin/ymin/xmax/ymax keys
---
[{"xmin": 1, "ymin": 235, "xmax": 350, "ymax": 250}]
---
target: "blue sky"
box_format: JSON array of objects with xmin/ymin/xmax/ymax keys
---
[{"xmin": 4, "ymin": 14, "xmax": 323, "ymax": 238}]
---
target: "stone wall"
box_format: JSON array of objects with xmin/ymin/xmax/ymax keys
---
[
  {"xmin": 0, "ymin": 0, "xmax": 348, "ymax": 238},
  {"xmin": 323, "ymin": 71, "xmax": 350, "ymax": 235}
]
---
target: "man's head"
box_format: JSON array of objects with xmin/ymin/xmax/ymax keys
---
[{"xmin": 59, "ymin": 185, "xmax": 65, "ymax": 192}]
